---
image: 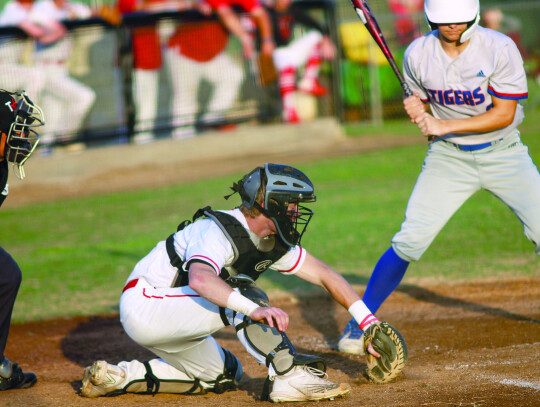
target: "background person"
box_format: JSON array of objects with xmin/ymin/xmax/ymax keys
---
[
  {"xmin": 264, "ymin": 0, "xmax": 336, "ymax": 123},
  {"xmin": 0, "ymin": 0, "xmax": 63, "ymax": 110},
  {"xmin": 338, "ymin": 0, "xmax": 540, "ymax": 354},
  {"xmin": 29, "ymin": 0, "xmax": 96, "ymax": 154},
  {"xmin": 165, "ymin": 0, "xmax": 244, "ymax": 139}
]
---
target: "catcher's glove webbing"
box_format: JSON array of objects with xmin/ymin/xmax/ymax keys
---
[{"xmin": 363, "ymin": 321, "xmax": 408, "ymax": 384}]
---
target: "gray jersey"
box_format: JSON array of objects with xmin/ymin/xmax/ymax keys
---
[{"xmin": 403, "ymin": 26, "xmax": 527, "ymax": 145}]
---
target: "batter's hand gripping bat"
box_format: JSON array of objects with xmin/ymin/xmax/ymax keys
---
[{"xmin": 348, "ymin": 0, "xmax": 412, "ymax": 97}]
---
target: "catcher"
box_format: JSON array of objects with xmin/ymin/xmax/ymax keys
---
[{"xmin": 81, "ymin": 163, "xmax": 407, "ymax": 402}]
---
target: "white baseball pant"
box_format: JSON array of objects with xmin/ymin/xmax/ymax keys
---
[
  {"xmin": 392, "ymin": 130, "xmax": 540, "ymax": 261},
  {"xmin": 272, "ymin": 30, "xmax": 322, "ymax": 72},
  {"xmin": 118, "ymin": 277, "xmax": 275, "ymax": 388},
  {"xmin": 165, "ymin": 49, "xmax": 243, "ymax": 129}
]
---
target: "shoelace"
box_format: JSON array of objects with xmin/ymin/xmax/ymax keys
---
[{"xmin": 302, "ymin": 365, "xmax": 329, "ymax": 382}]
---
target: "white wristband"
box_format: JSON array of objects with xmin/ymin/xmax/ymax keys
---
[
  {"xmin": 227, "ymin": 291, "xmax": 260, "ymax": 317},
  {"xmin": 348, "ymin": 300, "xmax": 379, "ymax": 331}
]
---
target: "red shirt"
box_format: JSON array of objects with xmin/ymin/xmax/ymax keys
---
[
  {"xmin": 117, "ymin": 0, "xmax": 162, "ymax": 70},
  {"xmin": 168, "ymin": 21, "xmax": 229, "ymax": 62},
  {"xmin": 205, "ymin": 0, "xmax": 259, "ymax": 13}
]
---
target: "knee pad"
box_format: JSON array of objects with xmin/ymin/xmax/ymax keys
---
[{"xmin": 239, "ymin": 318, "xmax": 296, "ymax": 375}]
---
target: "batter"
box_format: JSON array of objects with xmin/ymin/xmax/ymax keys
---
[{"xmin": 339, "ymin": 0, "xmax": 540, "ymax": 354}]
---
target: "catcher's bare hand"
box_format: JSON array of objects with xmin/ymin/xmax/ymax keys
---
[
  {"xmin": 366, "ymin": 341, "xmax": 381, "ymax": 358},
  {"xmin": 250, "ymin": 306, "xmax": 289, "ymax": 332}
]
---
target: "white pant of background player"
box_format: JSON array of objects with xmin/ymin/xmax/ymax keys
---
[
  {"xmin": 165, "ymin": 49, "xmax": 243, "ymax": 139},
  {"xmin": 392, "ymin": 131, "xmax": 540, "ymax": 261},
  {"xmin": 37, "ymin": 63, "xmax": 96, "ymax": 147},
  {"xmin": 272, "ymin": 30, "xmax": 322, "ymax": 73}
]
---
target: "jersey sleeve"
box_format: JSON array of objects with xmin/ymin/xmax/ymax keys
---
[
  {"xmin": 182, "ymin": 218, "xmax": 234, "ymax": 276},
  {"xmin": 403, "ymin": 37, "xmax": 429, "ymax": 103},
  {"xmin": 0, "ymin": 3, "xmax": 27, "ymax": 26},
  {"xmin": 488, "ymin": 38, "xmax": 528, "ymax": 100},
  {"xmin": 270, "ymin": 245, "xmax": 307, "ymax": 275}
]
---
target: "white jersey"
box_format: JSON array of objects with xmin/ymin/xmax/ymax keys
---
[
  {"xmin": 29, "ymin": 0, "xmax": 92, "ymax": 62},
  {"xmin": 127, "ymin": 208, "xmax": 307, "ymax": 288},
  {"xmin": 0, "ymin": 1, "xmax": 31, "ymax": 63},
  {"xmin": 403, "ymin": 26, "xmax": 528, "ymax": 145}
]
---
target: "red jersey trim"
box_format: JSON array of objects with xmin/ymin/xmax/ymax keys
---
[
  {"xmin": 487, "ymin": 86, "xmax": 528, "ymax": 100},
  {"xmin": 142, "ymin": 288, "xmax": 201, "ymax": 299},
  {"xmin": 278, "ymin": 246, "xmax": 303, "ymax": 273}
]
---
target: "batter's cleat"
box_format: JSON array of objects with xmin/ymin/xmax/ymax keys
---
[
  {"xmin": 80, "ymin": 360, "xmax": 126, "ymax": 398},
  {"xmin": 337, "ymin": 319, "xmax": 365, "ymax": 355},
  {"xmin": 298, "ymin": 78, "xmax": 328, "ymax": 97},
  {"xmin": 0, "ymin": 357, "xmax": 37, "ymax": 391},
  {"xmin": 269, "ymin": 365, "xmax": 350, "ymax": 403}
]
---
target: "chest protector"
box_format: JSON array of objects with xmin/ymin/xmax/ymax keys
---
[{"xmin": 166, "ymin": 206, "xmax": 289, "ymax": 287}]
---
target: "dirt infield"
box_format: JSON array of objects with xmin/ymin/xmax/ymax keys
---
[{"xmin": 3, "ymin": 277, "xmax": 539, "ymax": 406}]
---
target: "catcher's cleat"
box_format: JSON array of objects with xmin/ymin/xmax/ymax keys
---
[
  {"xmin": 269, "ymin": 365, "xmax": 350, "ymax": 403},
  {"xmin": 337, "ymin": 319, "xmax": 365, "ymax": 355},
  {"xmin": 80, "ymin": 360, "xmax": 126, "ymax": 398},
  {"xmin": 0, "ymin": 357, "xmax": 37, "ymax": 391}
]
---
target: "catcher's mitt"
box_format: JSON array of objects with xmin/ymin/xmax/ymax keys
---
[{"xmin": 363, "ymin": 321, "xmax": 408, "ymax": 384}]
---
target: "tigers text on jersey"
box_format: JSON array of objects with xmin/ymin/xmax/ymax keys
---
[{"xmin": 403, "ymin": 26, "xmax": 528, "ymax": 145}]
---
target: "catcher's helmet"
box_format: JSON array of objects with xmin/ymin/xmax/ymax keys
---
[
  {"xmin": 230, "ymin": 163, "xmax": 316, "ymax": 247},
  {"xmin": 0, "ymin": 90, "xmax": 44, "ymax": 179},
  {"xmin": 424, "ymin": 0, "xmax": 480, "ymax": 43}
]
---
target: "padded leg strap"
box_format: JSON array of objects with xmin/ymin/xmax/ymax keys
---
[{"xmin": 122, "ymin": 360, "xmax": 205, "ymax": 395}]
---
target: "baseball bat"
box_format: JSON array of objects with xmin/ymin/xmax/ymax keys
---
[
  {"xmin": 348, "ymin": 0, "xmax": 412, "ymax": 97},
  {"xmin": 349, "ymin": 0, "xmax": 437, "ymax": 140}
]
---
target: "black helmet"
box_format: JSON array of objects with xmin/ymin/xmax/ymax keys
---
[
  {"xmin": 228, "ymin": 163, "xmax": 316, "ymax": 247},
  {"xmin": 0, "ymin": 90, "xmax": 44, "ymax": 179}
]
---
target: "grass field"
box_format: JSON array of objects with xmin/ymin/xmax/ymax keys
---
[{"xmin": 1, "ymin": 109, "xmax": 539, "ymax": 322}]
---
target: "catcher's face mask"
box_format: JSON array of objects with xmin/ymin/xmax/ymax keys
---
[
  {"xmin": 3, "ymin": 91, "xmax": 45, "ymax": 179},
  {"xmin": 229, "ymin": 163, "xmax": 316, "ymax": 247}
]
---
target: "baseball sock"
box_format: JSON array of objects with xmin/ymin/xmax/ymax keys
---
[
  {"xmin": 362, "ymin": 246, "xmax": 409, "ymax": 314},
  {"xmin": 301, "ymin": 45, "xmax": 322, "ymax": 86},
  {"xmin": 278, "ymin": 66, "xmax": 298, "ymax": 122}
]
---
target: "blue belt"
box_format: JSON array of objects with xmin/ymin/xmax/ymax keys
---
[{"xmin": 445, "ymin": 138, "xmax": 503, "ymax": 151}]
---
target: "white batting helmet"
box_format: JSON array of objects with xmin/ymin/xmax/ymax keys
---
[{"xmin": 424, "ymin": 0, "xmax": 480, "ymax": 43}]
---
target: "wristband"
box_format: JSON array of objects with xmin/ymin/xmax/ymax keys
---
[
  {"xmin": 227, "ymin": 291, "xmax": 259, "ymax": 317},
  {"xmin": 348, "ymin": 300, "xmax": 378, "ymax": 331}
]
